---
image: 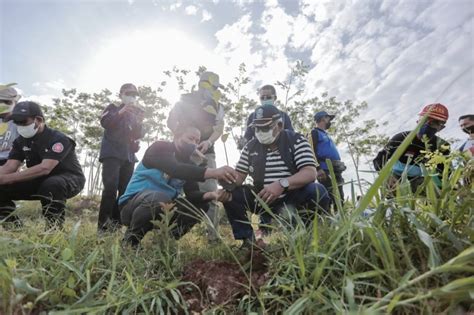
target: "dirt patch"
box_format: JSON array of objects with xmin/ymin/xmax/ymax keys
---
[{"xmin": 180, "ymin": 246, "xmax": 270, "ymax": 312}]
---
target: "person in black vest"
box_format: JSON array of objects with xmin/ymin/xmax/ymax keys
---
[
  {"xmin": 0, "ymin": 101, "xmax": 85, "ymax": 228},
  {"xmin": 167, "ymin": 71, "xmax": 225, "ymax": 241},
  {"xmin": 98, "ymin": 83, "xmax": 144, "ymax": 233},
  {"xmin": 239, "ymin": 84, "xmax": 294, "ymax": 150},
  {"xmin": 223, "ymin": 104, "xmax": 330, "ymax": 247}
]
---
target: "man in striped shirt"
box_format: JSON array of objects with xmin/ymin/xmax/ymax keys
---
[{"xmin": 223, "ymin": 104, "xmax": 330, "ymax": 246}]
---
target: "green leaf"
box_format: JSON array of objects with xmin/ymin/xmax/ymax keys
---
[
  {"xmin": 12, "ymin": 277, "xmax": 41, "ymax": 295},
  {"xmin": 416, "ymin": 229, "xmax": 441, "ymax": 268},
  {"xmin": 62, "ymin": 247, "xmax": 74, "ymax": 261},
  {"xmin": 221, "ymin": 133, "xmax": 229, "ymax": 143}
]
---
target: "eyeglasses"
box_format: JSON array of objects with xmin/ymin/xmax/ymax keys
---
[{"xmin": 259, "ymin": 95, "xmax": 274, "ymax": 101}]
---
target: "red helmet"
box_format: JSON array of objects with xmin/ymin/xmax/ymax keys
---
[{"xmin": 418, "ymin": 103, "xmax": 449, "ymax": 121}]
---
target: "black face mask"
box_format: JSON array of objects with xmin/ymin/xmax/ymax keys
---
[
  {"xmin": 326, "ymin": 121, "xmax": 332, "ymax": 129},
  {"xmin": 462, "ymin": 125, "xmax": 474, "ymax": 134},
  {"xmin": 418, "ymin": 123, "xmax": 437, "ymax": 139}
]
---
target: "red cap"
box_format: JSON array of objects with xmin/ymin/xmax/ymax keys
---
[{"xmin": 418, "ymin": 103, "xmax": 449, "ymax": 121}]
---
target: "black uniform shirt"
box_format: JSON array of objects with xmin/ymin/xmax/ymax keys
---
[{"xmin": 8, "ymin": 126, "xmax": 84, "ymax": 177}]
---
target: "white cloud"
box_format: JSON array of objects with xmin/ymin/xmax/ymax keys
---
[
  {"xmin": 201, "ymin": 9, "xmax": 212, "ymax": 22},
  {"xmin": 32, "ymin": 79, "xmax": 67, "ymax": 94},
  {"xmin": 184, "ymin": 5, "xmax": 198, "ymax": 16},
  {"xmin": 169, "ymin": 2, "xmax": 182, "ymax": 11}
]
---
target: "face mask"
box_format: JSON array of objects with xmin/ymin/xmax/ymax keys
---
[
  {"xmin": 261, "ymin": 99, "xmax": 274, "ymax": 106},
  {"xmin": 17, "ymin": 122, "xmax": 38, "ymax": 138},
  {"xmin": 326, "ymin": 121, "xmax": 332, "ymax": 129},
  {"xmin": 255, "ymin": 128, "xmax": 276, "ymax": 145},
  {"xmin": 176, "ymin": 142, "xmax": 197, "ymax": 160},
  {"xmin": 462, "ymin": 125, "xmax": 474, "ymax": 134},
  {"xmin": 418, "ymin": 123, "xmax": 437, "ymax": 139},
  {"xmin": 121, "ymin": 95, "xmax": 137, "ymax": 105}
]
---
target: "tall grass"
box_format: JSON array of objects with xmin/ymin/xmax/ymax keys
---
[{"xmin": 0, "ymin": 120, "xmax": 472, "ymax": 313}]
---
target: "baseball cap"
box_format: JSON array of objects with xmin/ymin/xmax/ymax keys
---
[
  {"xmin": 9, "ymin": 101, "xmax": 44, "ymax": 123},
  {"xmin": 0, "ymin": 82, "xmax": 17, "ymax": 91},
  {"xmin": 0, "ymin": 86, "xmax": 20, "ymax": 115},
  {"xmin": 314, "ymin": 111, "xmax": 335, "ymax": 122},
  {"xmin": 251, "ymin": 104, "xmax": 281, "ymax": 127},
  {"xmin": 199, "ymin": 71, "xmax": 224, "ymax": 89},
  {"xmin": 119, "ymin": 83, "xmax": 139, "ymax": 96}
]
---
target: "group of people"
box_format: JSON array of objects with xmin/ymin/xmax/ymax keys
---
[{"xmin": 0, "ymin": 73, "xmax": 472, "ymax": 248}]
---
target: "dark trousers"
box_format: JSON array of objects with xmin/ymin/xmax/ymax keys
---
[
  {"xmin": 120, "ymin": 190, "xmax": 209, "ymax": 246},
  {"xmin": 98, "ymin": 158, "xmax": 134, "ymax": 230},
  {"xmin": 0, "ymin": 173, "xmax": 85, "ymax": 227},
  {"xmin": 223, "ymin": 182, "xmax": 330, "ymax": 240},
  {"xmin": 319, "ymin": 171, "xmax": 345, "ymax": 208}
]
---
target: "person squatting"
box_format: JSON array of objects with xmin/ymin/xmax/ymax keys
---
[{"xmin": 0, "ymin": 78, "xmax": 470, "ymax": 249}]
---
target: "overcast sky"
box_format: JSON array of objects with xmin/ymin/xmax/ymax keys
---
[{"xmin": 1, "ymin": 0, "xmax": 473, "ymax": 183}]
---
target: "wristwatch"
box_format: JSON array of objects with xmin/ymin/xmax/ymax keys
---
[{"xmin": 279, "ymin": 178, "xmax": 290, "ymax": 192}]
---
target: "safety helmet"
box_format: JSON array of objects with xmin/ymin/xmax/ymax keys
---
[{"xmin": 418, "ymin": 103, "xmax": 449, "ymax": 122}]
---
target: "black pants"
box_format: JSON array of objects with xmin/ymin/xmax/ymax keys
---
[
  {"xmin": 0, "ymin": 173, "xmax": 85, "ymax": 227},
  {"xmin": 120, "ymin": 190, "xmax": 209, "ymax": 246},
  {"xmin": 319, "ymin": 171, "xmax": 345, "ymax": 209},
  {"xmin": 224, "ymin": 183, "xmax": 330, "ymax": 240},
  {"xmin": 98, "ymin": 158, "xmax": 135, "ymax": 230}
]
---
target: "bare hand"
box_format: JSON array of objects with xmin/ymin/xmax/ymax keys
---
[
  {"xmin": 197, "ymin": 140, "xmax": 211, "ymax": 154},
  {"xmin": 257, "ymin": 181, "xmax": 284, "ymax": 205},
  {"xmin": 317, "ymin": 169, "xmax": 327, "ymax": 181},
  {"xmin": 207, "ymin": 166, "xmax": 238, "ymax": 184},
  {"xmin": 217, "ymin": 189, "xmax": 232, "ymax": 203}
]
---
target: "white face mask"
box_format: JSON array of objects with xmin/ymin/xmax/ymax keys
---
[
  {"xmin": 255, "ymin": 128, "xmax": 276, "ymax": 145},
  {"xmin": 121, "ymin": 95, "xmax": 137, "ymax": 105},
  {"xmin": 17, "ymin": 122, "xmax": 38, "ymax": 138}
]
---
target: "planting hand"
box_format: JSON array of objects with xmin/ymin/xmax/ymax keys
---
[{"xmin": 205, "ymin": 166, "xmax": 238, "ymax": 184}]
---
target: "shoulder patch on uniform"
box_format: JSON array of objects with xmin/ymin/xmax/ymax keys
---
[{"xmin": 52, "ymin": 142, "xmax": 64, "ymax": 153}]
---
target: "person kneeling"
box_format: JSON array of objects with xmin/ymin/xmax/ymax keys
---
[
  {"xmin": 223, "ymin": 104, "xmax": 330, "ymax": 246},
  {"xmin": 0, "ymin": 101, "xmax": 85, "ymax": 229},
  {"xmin": 118, "ymin": 126, "xmax": 236, "ymax": 247}
]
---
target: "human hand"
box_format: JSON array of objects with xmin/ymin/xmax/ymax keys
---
[
  {"xmin": 205, "ymin": 166, "xmax": 238, "ymax": 184},
  {"xmin": 257, "ymin": 181, "xmax": 284, "ymax": 204},
  {"xmin": 216, "ymin": 189, "xmax": 232, "ymax": 202},
  {"xmin": 197, "ymin": 140, "xmax": 211, "ymax": 154},
  {"xmin": 203, "ymin": 189, "xmax": 232, "ymax": 202},
  {"xmin": 317, "ymin": 169, "xmax": 327, "ymax": 181}
]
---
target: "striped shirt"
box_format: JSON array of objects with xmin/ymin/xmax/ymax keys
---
[{"xmin": 236, "ymin": 135, "xmax": 317, "ymax": 197}]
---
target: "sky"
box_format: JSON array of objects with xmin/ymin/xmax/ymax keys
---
[{"xmin": 1, "ymin": 0, "xmax": 473, "ymax": 187}]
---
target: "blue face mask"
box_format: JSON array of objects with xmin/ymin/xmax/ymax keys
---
[
  {"xmin": 418, "ymin": 123, "xmax": 437, "ymax": 139},
  {"xmin": 261, "ymin": 99, "xmax": 274, "ymax": 106}
]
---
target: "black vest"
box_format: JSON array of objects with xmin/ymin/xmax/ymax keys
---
[{"xmin": 246, "ymin": 130, "xmax": 299, "ymax": 191}]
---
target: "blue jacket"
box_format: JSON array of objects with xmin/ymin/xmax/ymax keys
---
[
  {"xmin": 310, "ymin": 128, "xmax": 341, "ymax": 170},
  {"xmin": 118, "ymin": 162, "xmax": 185, "ymax": 205},
  {"xmin": 118, "ymin": 141, "xmax": 207, "ymax": 205},
  {"xmin": 99, "ymin": 103, "xmax": 142, "ymax": 163}
]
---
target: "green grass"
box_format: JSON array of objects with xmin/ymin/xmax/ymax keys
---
[{"xmin": 1, "ymin": 127, "xmax": 473, "ymax": 313}]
